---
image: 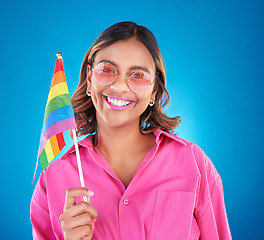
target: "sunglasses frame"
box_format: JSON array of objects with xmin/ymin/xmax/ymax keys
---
[{"xmin": 91, "ymin": 62, "xmax": 156, "ymax": 93}]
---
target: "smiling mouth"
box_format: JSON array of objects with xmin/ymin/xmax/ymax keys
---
[{"xmin": 106, "ymin": 96, "xmax": 132, "ymax": 107}]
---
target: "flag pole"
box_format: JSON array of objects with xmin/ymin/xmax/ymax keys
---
[
  {"xmin": 72, "ymin": 123, "xmax": 88, "ymax": 203},
  {"xmin": 56, "ymin": 52, "xmax": 88, "ymax": 202},
  {"xmin": 72, "ymin": 129, "xmax": 86, "ymax": 188}
]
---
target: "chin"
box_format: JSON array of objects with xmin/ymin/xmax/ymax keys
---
[
  {"xmin": 100, "ymin": 114, "xmax": 137, "ymax": 130},
  {"xmin": 105, "ymin": 119, "xmax": 128, "ymax": 129}
]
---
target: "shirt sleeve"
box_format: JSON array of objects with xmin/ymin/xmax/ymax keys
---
[
  {"xmin": 30, "ymin": 172, "xmax": 57, "ymax": 240},
  {"xmin": 192, "ymin": 144, "xmax": 232, "ymax": 240}
]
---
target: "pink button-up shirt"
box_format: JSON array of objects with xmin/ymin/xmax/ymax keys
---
[{"xmin": 30, "ymin": 129, "xmax": 232, "ymax": 239}]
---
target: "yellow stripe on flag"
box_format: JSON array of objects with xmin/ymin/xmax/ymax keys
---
[
  {"xmin": 49, "ymin": 134, "xmax": 60, "ymax": 156},
  {"xmin": 47, "ymin": 82, "xmax": 69, "ymax": 103},
  {"xmin": 45, "ymin": 138, "xmax": 55, "ymax": 163}
]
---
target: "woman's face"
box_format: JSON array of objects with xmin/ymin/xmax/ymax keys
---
[{"xmin": 87, "ymin": 36, "xmax": 157, "ymax": 130}]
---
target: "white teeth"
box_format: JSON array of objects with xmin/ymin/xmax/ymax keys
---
[{"xmin": 106, "ymin": 96, "xmax": 131, "ymax": 107}]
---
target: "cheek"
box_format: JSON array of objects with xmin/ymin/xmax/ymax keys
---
[
  {"xmin": 91, "ymin": 78, "xmax": 106, "ymax": 94},
  {"xmin": 90, "ymin": 81, "xmax": 104, "ymax": 105},
  {"xmin": 136, "ymin": 93, "xmax": 152, "ymax": 111},
  {"xmin": 138, "ymin": 89, "xmax": 153, "ymax": 103}
]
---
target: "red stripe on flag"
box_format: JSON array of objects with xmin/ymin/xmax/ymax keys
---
[
  {"xmin": 54, "ymin": 58, "xmax": 64, "ymax": 74},
  {"xmin": 56, "ymin": 132, "xmax": 66, "ymax": 150},
  {"xmin": 38, "ymin": 118, "xmax": 76, "ymax": 157}
]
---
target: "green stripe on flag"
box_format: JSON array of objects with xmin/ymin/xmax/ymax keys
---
[
  {"xmin": 44, "ymin": 94, "xmax": 72, "ymax": 122},
  {"xmin": 39, "ymin": 148, "xmax": 49, "ymax": 170}
]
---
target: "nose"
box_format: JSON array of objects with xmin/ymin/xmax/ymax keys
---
[{"xmin": 110, "ymin": 74, "xmax": 130, "ymax": 92}]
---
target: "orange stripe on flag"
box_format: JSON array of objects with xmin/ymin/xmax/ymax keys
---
[
  {"xmin": 51, "ymin": 71, "xmax": 66, "ymax": 88},
  {"xmin": 49, "ymin": 134, "xmax": 60, "ymax": 156}
]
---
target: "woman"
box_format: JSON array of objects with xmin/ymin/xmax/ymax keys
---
[{"xmin": 30, "ymin": 22, "xmax": 232, "ymax": 239}]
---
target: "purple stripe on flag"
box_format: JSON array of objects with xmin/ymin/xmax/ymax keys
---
[
  {"xmin": 37, "ymin": 118, "xmax": 76, "ymax": 157},
  {"xmin": 40, "ymin": 106, "xmax": 75, "ymax": 139}
]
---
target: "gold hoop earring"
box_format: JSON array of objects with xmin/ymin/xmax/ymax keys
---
[
  {"xmin": 149, "ymin": 101, "xmax": 155, "ymax": 107},
  {"xmin": 86, "ymin": 89, "xmax": 91, "ymax": 97}
]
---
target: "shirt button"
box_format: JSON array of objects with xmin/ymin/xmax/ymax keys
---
[{"xmin": 123, "ymin": 199, "xmax": 129, "ymax": 205}]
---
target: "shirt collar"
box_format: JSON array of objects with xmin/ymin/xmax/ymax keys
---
[
  {"xmin": 61, "ymin": 135, "xmax": 93, "ymax": 159},
  {"xmin": 62, "ymin": 128, "xmax": 187, "ymax": 159},
  {"xmin": 153, "ymin": 128, "xmax": 188, "ymax": 146}
]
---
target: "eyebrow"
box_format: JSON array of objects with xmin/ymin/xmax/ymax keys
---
[
  {"xmin": 98, "ymin": 59, "xmax": 116, "ymax": 66},
  {"xmin": 130, "ymin": 65, "xmax": 151, "ymax": 75},
  {"xmin": 97, "ymin": 59, "xmax": 151, "ymax": 75}
]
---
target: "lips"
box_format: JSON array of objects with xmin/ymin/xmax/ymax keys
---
[{"xmin": 103, "ymin": 94, "xmax": 135, "ymax": 111}]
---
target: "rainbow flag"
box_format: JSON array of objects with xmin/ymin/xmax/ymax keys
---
[{"xmin": 33, "ymin": 54, "xmax": 77, "ymax": 183}]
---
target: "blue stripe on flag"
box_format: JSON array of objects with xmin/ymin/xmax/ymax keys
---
[{"xmin": 40, "ymin": 106, "xmax": 75, "ymax": 139}]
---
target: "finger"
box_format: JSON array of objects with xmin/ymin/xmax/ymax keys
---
[
  {"xmin": 72, "ymin": 212, "xmax": 95, "ymax": 230},
  {"xmin": 72, "ymin": 212, "xmax": 95, "ymax": 229},
  {"xmin": 62, "ymin": 212, "xmax": 95, "ymax": 232},
  {"xmin": 65, "ymin": 225, "xmax": 94, "ymax": 240},
  {"xmin": 81, "ymin": 237, "xmax": 92, "ymax": 240},
  {"xmin": 64, "ymin": 201, "xmax": 98, "ymax": 220},
  {"xmin": 64, "ymin": 187, "xmax": 94, "ymax": 209}
]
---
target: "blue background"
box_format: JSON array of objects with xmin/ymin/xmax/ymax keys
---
[{"xmin": 0, "ymin": 0, "xmax": 263, "ymax": 239}]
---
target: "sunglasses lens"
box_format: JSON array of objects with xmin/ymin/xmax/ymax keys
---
[
  {"xmin": 93, "ymin": 62, "xmax": 116, "ymax": 85},
  {"xmin": 129, "ymin": 72, "xmax": 152, "ymax": 93}
]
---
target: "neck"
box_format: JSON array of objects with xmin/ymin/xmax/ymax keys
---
[
  {"xmin": 95, "ymin": 118, "xmax": 156, "ymax": 165},
  {"xmin": 97, "ymin": 121, "xmax": 142, "ymax": 154},
  {"xmin": 95, "ymin": 119, "xmax": 156, "ymax": 188}
]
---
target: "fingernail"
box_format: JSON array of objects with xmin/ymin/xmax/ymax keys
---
[{"xmin": 88, "ymin": 190, "xmax": 94, "ymax": 196}]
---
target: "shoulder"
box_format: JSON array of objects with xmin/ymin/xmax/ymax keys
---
[
  {"xmin": 33, "ymin": 135, "xmax": 94, "ymax": 199},
  {"xmin": 154, "ymin": 128, "xmax": 205, "ymax": 156},
  {"xmin": 41, "ymin": 135, "xmax": 93, "ymax": 178},
  {"xmin": 155, "ymin": 129, "xmax": 221, "ymax": 183}
]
